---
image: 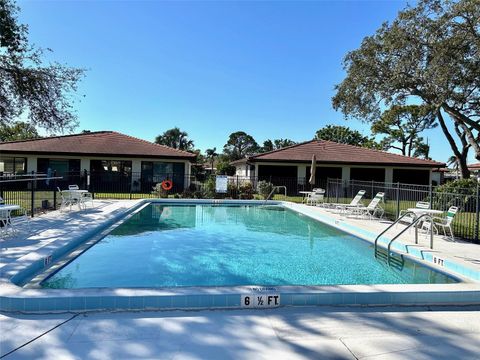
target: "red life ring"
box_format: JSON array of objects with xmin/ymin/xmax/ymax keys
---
[{"xmin": 161, "ymin": 180, "xmax": 173, "ymax": 191}]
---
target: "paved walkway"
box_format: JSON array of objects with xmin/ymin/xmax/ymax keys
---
[{"xmin": 1, "ymin": 306, "xmax": 480, "ymax": 359}]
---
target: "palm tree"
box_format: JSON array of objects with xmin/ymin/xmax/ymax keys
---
[
  {"xmin": 155, "ymin": 127, "xmax": 194, "ymax": 151},
  {"xmin": 447, "ymin": 156, "xmax": 460, "ymax": 179},
  {"xmin": 205, "ymin": 147, "xmax": 218, "ymax": 174}
]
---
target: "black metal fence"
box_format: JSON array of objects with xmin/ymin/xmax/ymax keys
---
[
  {"xmin": 326, "ymin": 178, "xmax": 480, "ymax": 243},
  {"xmin": 1, "ymin": 172, "xmax": 479, "ymax": 243},
  {"xmin": 0, "ymin": 174, "xmax": 62, "ymax": 217}
]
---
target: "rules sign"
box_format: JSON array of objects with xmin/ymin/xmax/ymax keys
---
[{"xmin": 241, "ymin": 294, "xmax": 280, "ymax": 308}]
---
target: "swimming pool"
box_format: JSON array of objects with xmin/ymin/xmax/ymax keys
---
[{"xmin": 41, "ymin": 203, "xmax": 456, "ymax": 289}]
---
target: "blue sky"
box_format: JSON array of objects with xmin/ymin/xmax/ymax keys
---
[{"xmin": 18, "ymin": 0, "xmax": 472, "ymax": 163}]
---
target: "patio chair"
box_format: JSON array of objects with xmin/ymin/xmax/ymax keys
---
[
  {"xmin": 306, "ymin": 189, "xmax": 325, "ymax": 206},
  {"xmin": 81, "ymin": 191, "xmax": 94, "ymax": 208},
  {"xmin": 9, "ymin": 206, "xmax": 30, "ymax": 235},
  {"xmin": 422, "ymin": 206, "xmax": 458, "ymax": 241},
  {"xmin": 68, "ymin": 184, "xmax": 80, "ymax": 190},
  {"xmin": 58, "ymin": 187, "xmax": 78, "ymax": 211},
  {"xmin": 0, "ymin": 204, "xmax": 29, "ymax": 237},
  {"xmin": 345, "ymin": 192, "xmax": 385, "ymax": 220},
  {"xmin": 0, "ymin": 208, "xmax": 10, "ymax": 238},
  {"xmin": 324, "ymin": 190, "xmax": 366, "ymax": 211}
]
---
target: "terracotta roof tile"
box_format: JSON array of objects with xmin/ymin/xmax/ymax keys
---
[
  {"xmin": 237, "ymin": 140, "xmax": 444, "ymax": 167},
  {"xmin": 469, "ymin": 163, "xmax": 480, "ymax": 170},
  {"xmin": 0, "ymin": 131, "xmax": 196, "ymax": 159}
]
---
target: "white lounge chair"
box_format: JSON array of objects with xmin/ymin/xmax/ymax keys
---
[
  {"xmin": 324, "ymin": 190, "xmax": 366, "ymax": 212},
  {"xmin": 345, "ymin": 192, "xmax": 385, "ymax": 219},
  {"xmin": 422, "ymin": 206, "xmax": 458, "ymax": 241}
]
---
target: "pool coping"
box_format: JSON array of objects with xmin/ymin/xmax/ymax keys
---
[{"xmin": 1, "ymin": 199, "xmax": 480, "ymax": 313}]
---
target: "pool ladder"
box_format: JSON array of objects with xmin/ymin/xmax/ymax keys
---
[
  {"xmin": 374, "ymin": 212, "xmax": 435, "ymax": 266},
  {"xmin": 263, "ymin": 186, "xmax": 287, "ymax": 205}
]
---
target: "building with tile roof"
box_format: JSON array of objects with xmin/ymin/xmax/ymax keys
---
[
  {"xmin": 231, "ymin": 140, "xmax": 445, "ymax": 188},
  {"xmin": 0, "ymin": 131, "xmax": 196, "ymax": 192}
]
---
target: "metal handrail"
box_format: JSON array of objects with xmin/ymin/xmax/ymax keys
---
[
  {"xmin": 387, "ymin": 214, "xmax": 434, "ymax": 265},
  {"xmin": 374, "ymin": 212, "xmax": 435, "ymax": 265},
  {"xmin": 263, "ymin": 186, "xmax": 287, "ymax": 205},
  {"xmin": 0, "ymin": 176, "xmax": 63, "ymax": 184},
  {"xmin": 374, "ymin": 211, "xmax": 416, "ymax": 253}
]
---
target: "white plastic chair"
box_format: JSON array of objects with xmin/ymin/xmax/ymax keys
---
[
  {"xmin": 58, "ymin": 187, "xmax": 78, "ymax": 211},
  {"xmin": 423, "ymin": 206, "xmax": 458, "ymax": 241},
  {"xmin": 306, "ymin": 189, "xmax": 325, "ymax": 206},
  {"xmin": 0, "ymin": 208, "xmax": 10, "ymax": 238},
  {"xmin": 0, "ymin": 205, "xmax": 29, "ymax": 237},
  {"xmin": 9, "ymin": 206, "xmax": 30, "ymax": 235},
  {"xmin": 81, "ymin": 192, "xmax": 94, "ymax": 208}
]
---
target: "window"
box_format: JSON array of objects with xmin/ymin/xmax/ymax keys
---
[
  {"xmin": 37, "ymin": 158, "xmax": 81, "ymax": 176},
  {"xmin": 140, "ymin": 161, "xmax": 185, "ymax": 192},
  {"xmin": 393, "ymin": 169, "xmax": 430, "ymax": 185},
  {"xmin": 0, "ymin": 157, "xmax": 27, "ymax": 174},
  {"xmin": 90, "ymin": 160, "xmax": 132, "ymax": 174}
]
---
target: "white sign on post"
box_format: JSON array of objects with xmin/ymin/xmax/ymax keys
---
[{"xmin": 215, "ymin": 175, "xmax": 228, "ymax": 193}]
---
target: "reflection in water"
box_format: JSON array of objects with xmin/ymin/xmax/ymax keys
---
[{"xmin": 42, "ymin": 204, "xmax": 457, "ymax": 288}]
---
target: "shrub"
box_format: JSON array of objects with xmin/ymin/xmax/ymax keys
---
[
  {"xmin": 227, "ymin": 182, "xmax": 239, "ymax": 199},
  {"xmin": 180, "ymin": 189, "xmax": 194, "ymax": 198},
  {"xmin": 239, "ymin": 182, "xmax": 254, "ymax": 199},
  {"xmin": 152, "ymin": 183, "xmax": 168, "ymax": 198},
  {"xmin": 433, "ymin": 178, "xmax": 479, "ymax": 209},
  {"xmin": 203, "ymin": 176, "xmax": 216, "ymax": 198},
  {"xmin": 257, "ymin": 180, "xmax": 274, "ymax": 200}
]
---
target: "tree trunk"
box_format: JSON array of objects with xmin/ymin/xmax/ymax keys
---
[
  {"xmin": 457, "ymin": 154, "xmax": 470, "ymax": 179},
  {"xmin": 442, "ymin": 104, "xmax": 480, "ymax": 160},
  {"xmin": 436, "ymin": 109, "xmax": 471, "ymax": 178}
]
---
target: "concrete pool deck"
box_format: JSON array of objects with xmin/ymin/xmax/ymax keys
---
[
  {"xmin": 1, "ymin": 306, "xmax": 480, "ymax": 359},
  {"xmin": 1, "ymin": 199, "xmax": 480, "ymax": 313}
]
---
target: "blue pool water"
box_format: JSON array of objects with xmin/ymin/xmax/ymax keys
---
[{"xmin": 42, "ymin": 204, "xmax": 456, "ymax": 288}]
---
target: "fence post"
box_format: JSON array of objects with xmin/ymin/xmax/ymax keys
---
[
  {"xmin": 429, "ymin": 183, "xmax": 433, "ymax": 209},
  {"xmin": 396, "ymin": 182, "xmax": 400, "ymax": 218},
  {"xmin": 475, "ymin": 179, "xmax": 479, "ymax": 243},
  {"xmin": 30, "ymin": 173, "xmax": 36, "ymax": 218},
  {"xmin": 53, "ymin": 174, "xmax": 57, "ymax": 210},
  {"xmin": 326, "ymin": 178, "xmax": 329, "ymax": 203},
  {"xmin": 335, "ymin": 180, "xmax": 339, "ymax": 203}
]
